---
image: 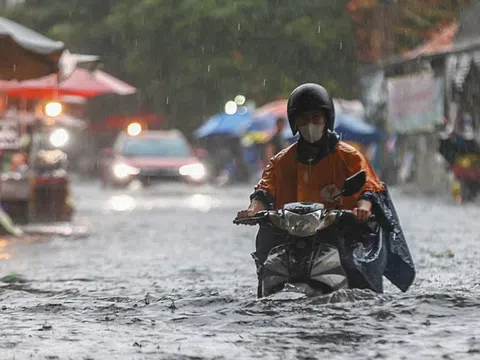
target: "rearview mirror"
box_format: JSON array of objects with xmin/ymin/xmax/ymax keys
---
[{"xmin": 341, "ymin": 170, "xmax": 366, "ymax": 197}]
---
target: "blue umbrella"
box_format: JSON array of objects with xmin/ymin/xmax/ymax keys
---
[
  {"xmin": 245, "ymin": 112, "xmax": 295, "ymax": 141},
  {"xmin": 194, "ymin": 110, "xmax": 252, "ymax": 139},
  {"xmin": 334, "ymin": 113, "xmax": 384, "ymax": 144},
  {"xmin": 246, "ymin": 112, "xmax": 280, "ymax": 132}
]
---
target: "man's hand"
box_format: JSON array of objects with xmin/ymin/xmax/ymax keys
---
[
  {"xmin": 235, "ymin": 200, "xmax": 266, "ymax": 225},
  {"xmin": 353, "ymin": 199, "xmax": 372, "ymax": 222}
]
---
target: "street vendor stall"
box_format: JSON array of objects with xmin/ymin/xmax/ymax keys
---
[
  {"xmin": 0, "ymin": 110, "xmax": 74, "ymax": 224},
  {"xmin": 0, "ymin": 17, "xmax": 69, "ymax": 233}
]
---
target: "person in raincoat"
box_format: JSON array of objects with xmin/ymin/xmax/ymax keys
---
[{"xmin": 236, "ymin": 83, "xmax": 415, "ymax": 293}]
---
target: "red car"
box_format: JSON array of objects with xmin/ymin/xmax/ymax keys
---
[{"xmin": 100, "ymin": 129, "xmax": 207, "ymax": 188}]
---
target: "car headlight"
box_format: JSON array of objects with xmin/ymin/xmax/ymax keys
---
[
  {"xmin": 112, "ymin": 163, "xmax": 140, "ymax": 179},
  {"xmin": 179, "ymin": 163, "xmax": 206, "ymax": 180},
  {"xmin": 284, "ymin": 209, "xmax": 324, "ymax": 237}
]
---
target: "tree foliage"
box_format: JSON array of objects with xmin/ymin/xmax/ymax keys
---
[{"xmin": 2, "ymin": 0, "xmax": 357, "ymax": 132}]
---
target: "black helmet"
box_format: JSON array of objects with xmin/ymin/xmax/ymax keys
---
[{"xmin": 287, "ymin": 83, "xmax": 335, "ymax": 135}]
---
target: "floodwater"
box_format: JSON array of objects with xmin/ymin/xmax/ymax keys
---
[{"xmin": 1, "ymin": 179, "xmax": 480, "ymax": 360}]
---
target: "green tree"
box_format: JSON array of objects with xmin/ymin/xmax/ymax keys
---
[{"xmin": 3, "ymin": 0, "xmax": 357, "ymax": 133}]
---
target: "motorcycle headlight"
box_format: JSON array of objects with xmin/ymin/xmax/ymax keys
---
[
  {"xmin": 179, "ymin": 163, "xmax": 206, "ymax": 181},
  {"xmin": 112, "ymin": 163, "xmax": 140, "ymax": 179},
  {"xmin": 284, "ymin": 209, "xmax": 324, "ymax": 237}
]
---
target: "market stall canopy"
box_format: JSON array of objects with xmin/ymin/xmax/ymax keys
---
[
  {"xmin": 194, "ymin": 109, "xmax": 253, "ymax": 139},
  {"xmin": 1, "ymin": 67, "xmax": 136, "ymax": 99},
  {"xmin": 0, "ymin": 16, "xmax": 65, "ymax": 81}
]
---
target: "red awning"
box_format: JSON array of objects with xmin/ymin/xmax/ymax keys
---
[
  {"xmin": 403, "ymin": 23, "xmax": 458, "ymax": 59},
  {"xmin": 0, "ymin": 68, "xmax": 136, "ymax": 99}
]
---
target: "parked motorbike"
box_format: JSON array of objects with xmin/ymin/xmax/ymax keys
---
[{"xmin": 234, "ymin": 170, "xmax": 381, "ymax": 298}]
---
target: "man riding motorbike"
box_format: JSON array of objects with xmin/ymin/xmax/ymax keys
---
[{"xmin": 236, "ymin": 83, "xmax": 415, "ymax": 294}]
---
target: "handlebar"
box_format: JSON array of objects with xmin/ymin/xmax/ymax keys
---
[
  {"xmin": 233, "ymin": 209, "xmax": 376, "ymax": 226},
  {"xmin": 232, "ymin": 216, "xmax": 263, "ymax": 225},
  {"xmin": 336, "ymin": 210, "xmax": 376, "ymax": 226},
  {"xmin": 233, "ymin": 210, "xmax": 272, "ymax": 225}
]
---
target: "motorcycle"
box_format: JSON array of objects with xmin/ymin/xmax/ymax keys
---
[{"xmin": 234, "ymin": 170, "xmax": 382, "ymax": 298}]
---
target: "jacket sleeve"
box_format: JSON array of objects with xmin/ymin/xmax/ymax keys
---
[
  {"xmin": 342, "ymin": 147, "xmax": 385, "ymax": 196},
  {"xmin": 250, "ymin": 158, "xmax": 276, "ymax": 209}
]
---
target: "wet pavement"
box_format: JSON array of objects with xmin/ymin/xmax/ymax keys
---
[{"xmin": 1, "ymin": 179, "xmax": 480, "ymax": 359}]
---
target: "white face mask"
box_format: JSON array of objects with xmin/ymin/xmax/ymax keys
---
[{"xmin": 299, "ymin": 123, "xmax": 325, "ymax": 143}]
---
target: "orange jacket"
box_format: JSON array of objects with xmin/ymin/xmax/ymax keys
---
[{"xmin": 254, "ymin": 141, "xmax": 384, "ymax": 210}]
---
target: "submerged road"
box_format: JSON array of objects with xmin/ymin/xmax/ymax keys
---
[{"xmin": 1, "ymin": 179, "xmax": 479, "ymax": 359}]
